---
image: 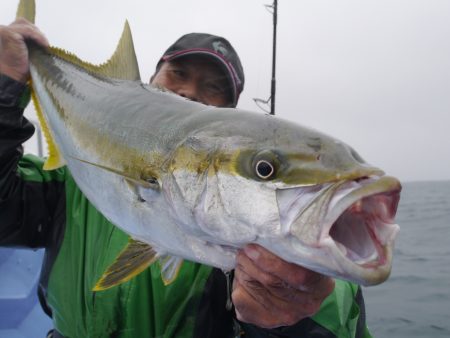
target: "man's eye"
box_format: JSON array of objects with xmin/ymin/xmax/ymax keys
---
[
  {"xmin": 171, "ymin": 69, "xmax": 186, "ymax": 78},
  {"xmin": 205, "ymin": 83, "xmax": 225, "ymax": 95}
]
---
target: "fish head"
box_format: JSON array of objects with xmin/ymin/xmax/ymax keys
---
[{"xmin": 166, "ymin": 111, "xmax": 401, "ymax": 285}]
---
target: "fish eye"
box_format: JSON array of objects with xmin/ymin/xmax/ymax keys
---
[{"xmin": 255, "ymin": 160, "xmax": 275, "ymax": 179}]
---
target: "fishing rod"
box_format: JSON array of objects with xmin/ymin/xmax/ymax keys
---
[{"xmin": 254, "ymin": 0, "xmax": 278, "ymax": 115}]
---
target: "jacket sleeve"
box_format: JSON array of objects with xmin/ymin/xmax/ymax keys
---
[
  {"xmin": 0, "ymin": 74, "xmax": 66, "ymax": 249},
  {"xmin": 237, "ymin": 282, "xmax": 373, "ymax": 338}
]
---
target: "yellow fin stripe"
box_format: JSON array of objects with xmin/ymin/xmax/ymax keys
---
[{"xmin": 30, "ymin": 82, "xmax": 65, "ymax": 170}]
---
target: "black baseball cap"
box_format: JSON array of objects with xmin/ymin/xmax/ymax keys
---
[{"xmin": 157, "ymin": 33, "xmax": 245, "ymax": 107}]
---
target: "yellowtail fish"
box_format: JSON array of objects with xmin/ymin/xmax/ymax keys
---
[{"xmin": 17, "ymin": 0, "xmax": 401, "ymax": 290}]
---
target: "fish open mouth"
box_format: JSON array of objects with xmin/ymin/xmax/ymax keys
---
[
  {"xmin": 329, "ymin": 188, "xmax": 400, "ymax": 267},
  {"xmin": 278, "ymin": 175, "xmax": 401, "ymax": 283}
]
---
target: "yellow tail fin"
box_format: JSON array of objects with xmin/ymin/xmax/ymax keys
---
[{"xmin": 16, "ymin": 0, "xmax": 35, "ymax": 23}]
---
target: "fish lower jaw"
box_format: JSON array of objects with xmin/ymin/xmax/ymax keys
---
[{"xmin": 308, "ymin": 231, "xmax": 394, "ymax": 286}]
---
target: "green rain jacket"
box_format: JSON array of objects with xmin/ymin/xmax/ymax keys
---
[{"xmin": 0, "ymin": 74, "xmax": 372, "ymax": 338}]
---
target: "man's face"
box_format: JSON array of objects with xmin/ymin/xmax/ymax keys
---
[{"xmin": 150, "ymin": 55, "xmax": 233, "ymax": 107}]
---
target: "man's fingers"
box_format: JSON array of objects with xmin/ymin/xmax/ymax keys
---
[
  {"xmin": 243, "ymin": 244, "xmax": 308, "ymax": 286},
  {"xmin": 10, "ymin": 19, "xmax": 49, "ymax": 47},
  {"xmin": 232, "ymin": 247, "xmax": 336, "ymax": 328},
  {"xmin": 234, "ymin": 250, "xmax": 325, "ymax": 317},
  {"xmin": 0, "ymin": 19, "xmax": 49, "ymax": 82},
  {"xmin": 243, "ymin": 244, "xmax": 334, "ymax": 294},
  {"xmin": 232, "ymin": 278, "xmax": 302, "ymax": 328},
  {"xmin": 235, "ymin": 252, "xmax": 276, "ymax": 307},
  {"xmin": 236, "ymin": 249, "xmax": 297, "ymax": 302}
]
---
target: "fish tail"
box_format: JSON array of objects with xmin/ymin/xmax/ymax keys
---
[{"xmin": 16, "ymin": 0, "xmax": 35, "ymax": 23}]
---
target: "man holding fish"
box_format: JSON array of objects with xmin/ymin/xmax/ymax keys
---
[{"xmin": 0, "ymin": 8, "xmax": 374, "ymax": 338}]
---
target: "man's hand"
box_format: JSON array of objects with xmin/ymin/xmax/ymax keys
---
[
  {"xmin": 232, "ymin": 244, "xmax": 335, "ymax": 328},
  {"xmin": 0, "ymin": 18, "xmax": 48, "ymax": 83}
]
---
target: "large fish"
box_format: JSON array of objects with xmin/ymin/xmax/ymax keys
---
[{"xmin": 17, "ymin": 0, "xmax": 401, "ymax": 289}]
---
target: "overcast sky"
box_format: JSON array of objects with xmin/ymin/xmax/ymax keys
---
[{"xmin": 2, "ymin": 0, "xmax": 449, "ymax": 182}]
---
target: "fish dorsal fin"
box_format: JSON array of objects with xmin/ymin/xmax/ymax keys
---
[
  {"xmin": 96, "ymin": 21, "xmax": 141, "ymax": 81},
  {"xmin": 93, "ymin": 238, "xmax": 158, "ymax": 291},
  {"xmin": 159, "ymin": 255, "xmax": 184, "ymax": 286},
  {"xmin": 31, "ymin": 87, "xmax": 66, "ymax": 170},
  {"xmin": 41, "ymin": 21, "xmax": 141, "ymax": 82},
  {"xmin": 16, "ymin": 0, "xmax": 139, "ymax": 81},
  {"xmin": 18, "ymin": 0, "xmax": 140, "ymax": 81},
  {"xmin": 16, "ymin": 0, "xmax": 35, "ymax": 23},
  {"xmin": 19, "ymin": 4, "xmax": 141, "ymax": 82}
]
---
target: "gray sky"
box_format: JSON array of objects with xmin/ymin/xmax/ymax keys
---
[{"xmin": 2, "ymin": 0, "xmax": 449, "ymax": 182}]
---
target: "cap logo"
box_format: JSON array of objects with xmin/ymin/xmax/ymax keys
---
[{"xmin": 212, "ymin": 41, "xmax": 228, "ymax": 57}]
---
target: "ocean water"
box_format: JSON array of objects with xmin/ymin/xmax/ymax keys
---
[{"xmin": 363, "ymin": 180, "xmax": 450, "ymax": 337}]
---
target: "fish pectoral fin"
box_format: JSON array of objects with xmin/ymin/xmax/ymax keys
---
[
  {"xmin": 70, "ymin": 156, "xmax": 158, "ymax": 190},
  {"xmin": 93, "ymin": 239, "xmax": 158, "ymax": 291},
  {"xmin": 159, "ymin": 255, "xmax": 184, "ymax": 286}
]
